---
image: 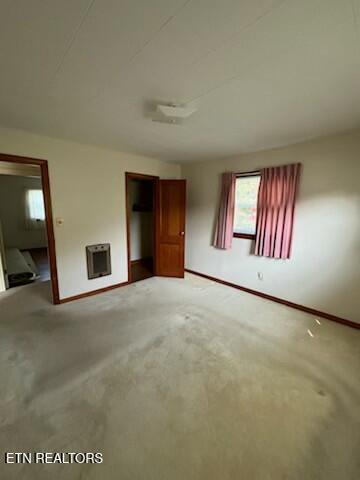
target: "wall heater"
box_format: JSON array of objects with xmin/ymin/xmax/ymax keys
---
[{"xmin": 86, "ymin": 244, "xmax": 111, "ymax": 279}]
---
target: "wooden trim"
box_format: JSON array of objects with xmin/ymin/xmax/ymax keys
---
[
  {"xmin": 0, "ymin": 153, "xmax": 60, "ymax": 304},
  {"xmin": 59, "ymin": 280, "xmax": 129, "ymax": 304},
  {"xmin": 233, "ymin": 232, "xmax": 255, "ymax": 240},
  {"xmin": 125, "ymin": 173, "xmax": 131, "ymax": 283},
  {"xmin": 154, "ymin": 177, "xmax": 160, "ymax": 276},
  {"xmin": 0, "ymin": 153, "xmax": 45, "ymax": 165},
  {"xmin": 125, "ymin": 172, "xmax": 159, "ymax": 284},
  {"xmin": 41, "ymin": 160, "xmax": 60, "ymax": 304},
  {"xmin": 185, "ymin": 269, "xmax": 359, "ymax": 330}
]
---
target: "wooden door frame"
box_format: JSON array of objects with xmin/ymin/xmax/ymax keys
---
[
  {"xmin": 125, "ymin": 172, "xmax": 159, "ymax": 283},
  {"xmin": 0, "ymin": 153, "xmax": 60, "ymax": 304}
]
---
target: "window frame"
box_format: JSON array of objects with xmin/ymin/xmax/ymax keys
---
[{"xmin": 233, "ymin": 170, "xmax": 261, "ymax": 240}]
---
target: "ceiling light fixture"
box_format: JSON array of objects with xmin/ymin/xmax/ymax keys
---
[{"xmin": 152, "ymin": 102, "xmax": 197, "ymax": 124}]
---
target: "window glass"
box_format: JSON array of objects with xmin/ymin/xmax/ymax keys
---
[
  {"xmin": 233, "ymin": 175, "xmax": 260, "ymax": 235},
  {"xmin": 27, "ymin": 189, "xmax": 45, "ymax": 221}
]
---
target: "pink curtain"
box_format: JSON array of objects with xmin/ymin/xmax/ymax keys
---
[
  {"xmin": 213, "ymin": 172, "xmax": 236, "ymax": 249},
  {"xmin": 255, "ymin": 163, "xmax": 301, "ymax": 259}
]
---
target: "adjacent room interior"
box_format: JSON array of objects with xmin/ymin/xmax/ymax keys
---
[
  {"xmin": 0, "ymin": 162, "xmax": 50, "ymax": 292},
  {"xmin": 0, "ymin": 1, "xmax": 359, "ymax": 479}
]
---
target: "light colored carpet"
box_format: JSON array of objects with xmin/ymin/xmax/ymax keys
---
[{"xmin": 0, "ymin": 274, "xmax": 359, "ymax": 480}]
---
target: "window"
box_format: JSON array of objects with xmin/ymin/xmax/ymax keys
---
[
  {"xmin": 233, "ymin": 173, "xmax": 261, "ymax": 239},
  {"xmin": 26, "ymin": 189, "xmax": 45, "ymax": 220},
  {"xmin": 25, "ymin": 189, "xmax": 45, "ymax": 229}
]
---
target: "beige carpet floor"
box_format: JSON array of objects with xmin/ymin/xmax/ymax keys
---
[{"xmin": 0, "ymin": 274, "xmax": 359, "ymax": 479}]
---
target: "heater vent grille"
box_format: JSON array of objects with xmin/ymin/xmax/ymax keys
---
[{"xmin": 86, "ymin": 244, "xmax": 111, "ymax": 279}]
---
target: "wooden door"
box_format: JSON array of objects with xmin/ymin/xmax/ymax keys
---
[{"xmin": 156, "ymin": 180, "xmax": 186, "ymax": 277}]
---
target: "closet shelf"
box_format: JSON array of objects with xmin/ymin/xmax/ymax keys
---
[{"xmin": 132, "ymin": 203, "xmax": 152, "ymax": 212}]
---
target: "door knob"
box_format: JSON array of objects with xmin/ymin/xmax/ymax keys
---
[{"xmin": 180, "ymin": 231, "xmax": 185, "ymax": 236}]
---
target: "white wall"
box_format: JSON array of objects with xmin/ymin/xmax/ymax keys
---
[
  {"xmin": 0, "ymin": 174, "xmax": 47, "ymax": 250},
  {"xmin": 182, "ymin": 130, "xmax": 360, "ymax": 324},
  {"xmin": 0, "ymin": 127, "xmax": 180, "ymax": 299}
]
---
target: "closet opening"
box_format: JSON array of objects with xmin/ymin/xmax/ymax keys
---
[{"xmin": 126, "ymin": 173, "xmax": 158, "ymax": 283}]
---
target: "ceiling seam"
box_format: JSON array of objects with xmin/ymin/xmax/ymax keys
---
[
  {"xmin": 86, "ymin": 0, "xmax": 193, "ymax": 104},
  {"xmin": 349, "ymin": 0, "xmax": 360, "ymax": 74},
  {"xmin": 183, "ymin": 0, "xmax": 289, "ymax": 104},
  {"xmin": 51, "ymin": 0, "xmax": 97, "ymax": 82},
  {"xmin": 172, "ymin": 0, "xmax": 288, "ymax": 90},
  {"xmin": 85, "ymin": 0, "xmax": 287, "ymax": 112},
  {"xmin": 124, "ymin": 0, "xmax": 193, "ymax": 67},
  {"xmin": 91, "ymin": 0, "xmax": 287, "ymax": 108},
  {"xmin": 350, "ymin": 0, "xmax": 360, "ymax": 44}
]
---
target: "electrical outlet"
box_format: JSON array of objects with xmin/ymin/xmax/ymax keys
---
[{"xmin": 257, "ymin": 272, "xmax": 263, "ymax": 280}]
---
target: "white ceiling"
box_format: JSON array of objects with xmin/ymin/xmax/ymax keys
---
[{"xmin": 1, "ymin": 0, "xmax": 360, "ymax": 162}]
